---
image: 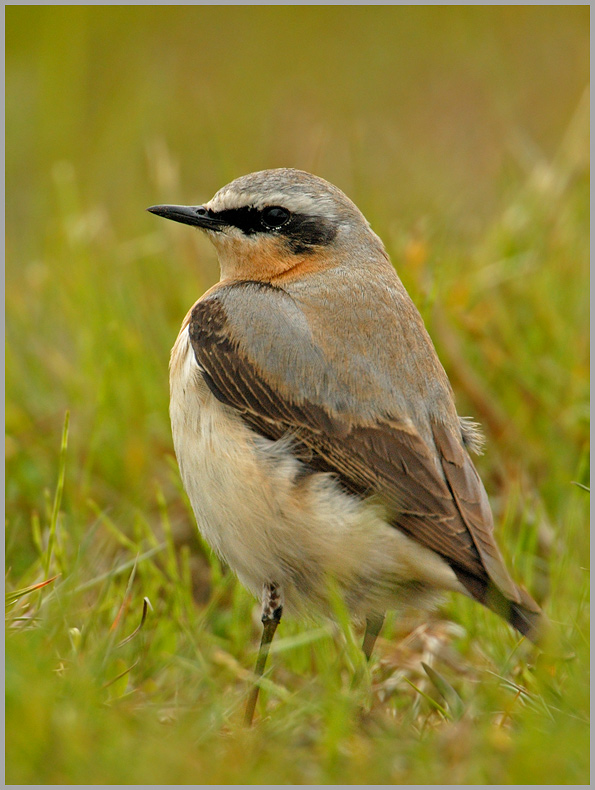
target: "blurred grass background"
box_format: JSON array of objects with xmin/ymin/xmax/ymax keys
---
[{"xmin": 6, "ymin": 6, "xmax": 589, "ymax": 784}]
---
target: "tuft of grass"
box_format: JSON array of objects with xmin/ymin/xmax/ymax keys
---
[{"xmin": 6, "ymin": 7, "xmax": 589, "ymax": 785}]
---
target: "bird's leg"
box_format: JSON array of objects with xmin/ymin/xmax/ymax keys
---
[
  {"xmin": 244, "ymin": 582, "xmax": 283, "ymax": 726},
  {"xmin": 362, "ymin": 612, "xmax": 385, "ymax": 660}
]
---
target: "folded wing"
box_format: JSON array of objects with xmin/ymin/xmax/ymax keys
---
[{"xmin": 189, "ymin": 283, "xmax": 541, "ymax": 636}]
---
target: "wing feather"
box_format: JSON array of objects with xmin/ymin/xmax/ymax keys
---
[{"xmin": 188, "ymin": 287, "xmax": 540, "ymax": 623}]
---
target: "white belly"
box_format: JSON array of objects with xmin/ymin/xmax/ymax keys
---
[{"xmin": 169, "ymin": 323, "xmax": 462, "ymax": 619}]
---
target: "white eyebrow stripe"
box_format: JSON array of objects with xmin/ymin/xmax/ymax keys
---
[{"xmin": 207, "ymin": 190, "xmax": 336, "ymax": 217}]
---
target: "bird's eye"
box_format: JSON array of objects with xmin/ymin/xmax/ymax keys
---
[{"xmin": 261, "ymin": 206, "xmax": 290, "ymax": 229}]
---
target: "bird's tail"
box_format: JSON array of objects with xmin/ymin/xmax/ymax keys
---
[
  {"xmin": 453, "ymin": 567, "xmax": 543, "ymax": 642},
  {"xmin": 506, "ymin": 587, "xmax": 543, "ymax": 641}
]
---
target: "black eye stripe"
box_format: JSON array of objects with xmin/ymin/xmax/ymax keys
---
[
  {"xmin": 210, "ymin": 205, "xmax": 337, "ymax": 250},
  {"xmin": 212, "ymin": 206, "xmax": 292, "ymax": 235},
  {"xmin": 215, "ymin": 206, "xmax": 262, "ymax": 234}
]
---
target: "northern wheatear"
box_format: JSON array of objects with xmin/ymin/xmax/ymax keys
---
[{"xmin": 148, "ymin": 168, "xmax": 541, "ymax": 724}]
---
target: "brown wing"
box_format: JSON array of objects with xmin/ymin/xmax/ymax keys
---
[{"xmin": 189, "ymin": 290, "xmax": 539, "ymax": 621}]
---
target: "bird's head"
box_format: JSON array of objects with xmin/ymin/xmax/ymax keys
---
[{"xmin": 148, "ymin": 168, "xmax": 386, "ymax": 282}]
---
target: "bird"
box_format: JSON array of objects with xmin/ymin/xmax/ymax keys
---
[{"xmin": 148, "ymin": 168, "xmax": 542, "ymax": 724}]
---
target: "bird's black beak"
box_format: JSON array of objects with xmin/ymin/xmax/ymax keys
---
[{"xmin": 147, "ymin": 204, "xmax": 226, "ymax": 231}]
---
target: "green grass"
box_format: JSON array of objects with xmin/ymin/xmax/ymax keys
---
[{"xmin": 6, "ymin": 7, "xmax": 589, "ymax": 784}]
